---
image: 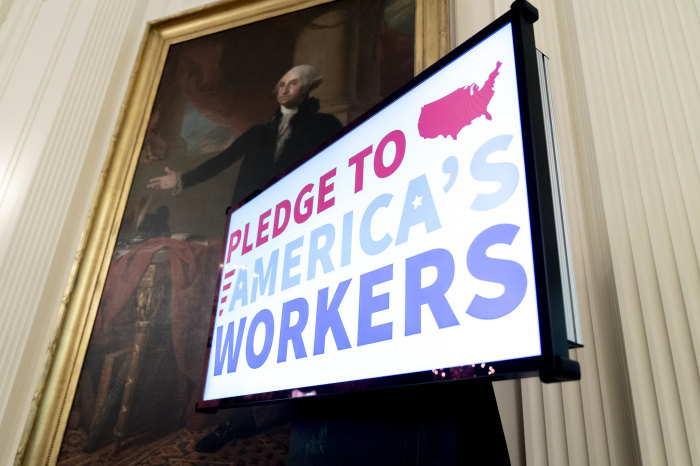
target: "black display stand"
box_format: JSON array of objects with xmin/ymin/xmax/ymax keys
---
[{"xmin": 288, "ymin": 380, "xmax": 509, "ymax": 466}]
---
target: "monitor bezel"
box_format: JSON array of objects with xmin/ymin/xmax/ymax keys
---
[{"xmin": 197, "ymin": 3, "xmax": 578, "ymax": 412}]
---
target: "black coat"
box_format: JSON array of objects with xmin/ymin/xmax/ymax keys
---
[{"xmin": 182, "ymin": 98, "xmax": 342, "ymax": 207}]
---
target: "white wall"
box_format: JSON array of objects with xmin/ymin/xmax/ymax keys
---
[
  {"xmin": 1, "ymin": 1, "xmax": 698, "ymax": 465},
  {"xmin": 0, "ymin": 1, "xmax": 213, "ymax": 463}
]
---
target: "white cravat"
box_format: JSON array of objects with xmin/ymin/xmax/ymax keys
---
[{"xmin": 274, "ymin": 106, "xmax": 297, "ymax": 161}]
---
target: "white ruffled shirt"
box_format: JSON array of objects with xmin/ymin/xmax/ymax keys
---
[{"xmin": 274, "ymin": 105, "xmax": 298, "ymax": 161}]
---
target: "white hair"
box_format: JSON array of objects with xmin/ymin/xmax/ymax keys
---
[{"xmin": 273, "ymin": 64, "xmax": 323, "ymax": 94}]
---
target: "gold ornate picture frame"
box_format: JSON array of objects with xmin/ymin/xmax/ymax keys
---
[{"xmin": 18, "ymin": 0, "xmax": 449, "ymax": 463}]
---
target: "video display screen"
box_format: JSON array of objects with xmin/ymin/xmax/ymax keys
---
[{"xmin": 201, "ymin": 20, "xmax": 545, "ymax": 405}]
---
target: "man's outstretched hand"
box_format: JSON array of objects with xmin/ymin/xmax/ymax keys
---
[{"xmin": 148, "ymin": 166, "xmax": 177, "ymax": 190}]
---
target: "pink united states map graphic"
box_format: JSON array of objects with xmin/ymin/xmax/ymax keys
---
[{"xmin": 418, "ymin": 61, "xmax": 502, "ymax": 140}]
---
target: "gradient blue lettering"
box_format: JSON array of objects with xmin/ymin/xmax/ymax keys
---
[
  {"xmin": 213, "ymin": 316, "xmax": 246, "ymax": 375},
  {"xmin": 246, "ymin": 309, "xmax": 274, "ymax": 369},
  {"xmin": 251, "ymin": 249, "xmax": 278, "ymax": 303},
  {"xmin": 341, "ymin": 211, "xmax": 353, "ymax": 267},
  {"xmin": 277, "ymin": 298, "xmax": 309, "ymax": 363},
  {"xmin": 357, "ymin": 264, "xmax": 393, "ymax": 346},
  {"xmin": 230, "ymin": 268, "xmax": 248, "ymax": 310},
  {"xmin": 314, "ymin": 279, "xmax": 352, "ymax": 355},
  {"xmin": 360, "ymin": 193, "xmax": 393, "ymax": 255},
  {"xmin": 470, "ymin": 135, "xmax": 518, "ymax": 211},
  {"xmin": 405, "ymin": 248, "xmax": 459, "ymax": 335},
  {"xmin": 307, "ymin": 223, "xmax": 335, "ymax": 280},
  {"xmin": 281, "ymin": 236, "xmax": 304, "ymax": 291},
  {"xmin": 466, "ymin": 223, "xmax": 527, "ymax": 319},
  {"xmin": 396, "ymin": 174, "xmax": 442, "ymax": 245}
]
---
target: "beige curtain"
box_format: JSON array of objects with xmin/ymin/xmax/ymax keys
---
[{"xmin": 454, "ymin": 1, "xmax": 700, "ymax": 464}]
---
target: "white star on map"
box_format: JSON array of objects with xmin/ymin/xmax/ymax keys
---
[{"xmin": 412, "ymin": 195, "xmax": 423, "ymax": 209}]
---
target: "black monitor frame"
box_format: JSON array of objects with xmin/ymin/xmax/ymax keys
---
[{"xmin": 197, "ymin": 1, "xmax": 580, "ymax": 412}]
